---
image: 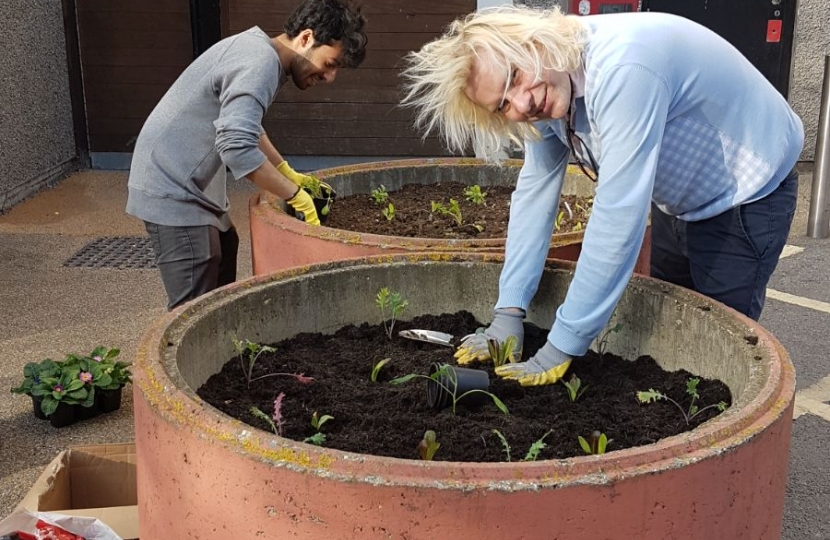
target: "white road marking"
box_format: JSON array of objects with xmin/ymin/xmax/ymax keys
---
[
  {"xmin": 765, "ymin": 289, "xmax": 830, "ymax": 314},
  {"xmin": 780, "ymin": 245, "xmax": 805, "ymax": 259},
  {"xmin": 794, "ymin": 375, "xmax": 830, "ymax": 421}
]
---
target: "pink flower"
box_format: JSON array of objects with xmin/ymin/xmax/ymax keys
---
[
  {"xmin": 92, "ymin": 355, "xmax": 103, "ymax": 362},
  {"xmin": 53, "ymin": 384, "xmax": 63, "ymax": 392},
  {"xmin": 79, "ymin": 371, "xmax": 93, "ymax": 383}
]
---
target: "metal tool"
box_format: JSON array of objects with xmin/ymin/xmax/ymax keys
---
[{"xmin": 398, "ymin": 329, "xmax": 455, "ymax": 347}]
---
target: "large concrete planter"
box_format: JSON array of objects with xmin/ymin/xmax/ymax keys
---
[
  {"xmin": 249, "ymin": 158, "xmax": 651, "ymax": 275},
  {"xmin": 134, "ymin": 253, "xmax": 793, "ymax": 539}
]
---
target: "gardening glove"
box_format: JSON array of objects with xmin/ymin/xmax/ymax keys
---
[
  {"xmin": 454, "ymin": 308, "xmax": 524, "ymax": 365},
  {"xmin": 494, "ymin": 341, "xmax": 572, "ymax": 387},
  {"xmin": 285, "ymin": 186, "xmax": 321, "ymax": 226},
  {"xmin": 277, "ymin": 161, "xmax": 333, "ymax": 193}
]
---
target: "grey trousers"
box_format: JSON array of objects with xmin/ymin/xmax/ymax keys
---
[{"xmin": 145, "ymin": 222, "xmax": 239, "ymax": 311}]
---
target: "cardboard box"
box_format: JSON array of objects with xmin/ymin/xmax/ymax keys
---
[{"xmin": 16, "ymin": 443, "xmax": 139, "ymax": 540}]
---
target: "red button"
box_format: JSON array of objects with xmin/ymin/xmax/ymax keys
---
[{"xmin": 767, "ymin": 20, "xmax": 782, "ymax": 43}]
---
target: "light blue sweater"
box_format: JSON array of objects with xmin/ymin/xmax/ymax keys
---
[
  {"xmin": 127, "ymin": 27, "xmax": 283, "ymax": 231},
  {"xmin": 496, "ymin": 12, "xmax": 804, "ymax": 357}
]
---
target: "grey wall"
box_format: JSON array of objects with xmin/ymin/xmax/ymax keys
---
[
  {"xmin": 791, "ymin": 0, "xmax": 829, "ymax": 161},
  {"xmin": 0, "ymin": 0, "xmax": 77, "ymax": 213}
]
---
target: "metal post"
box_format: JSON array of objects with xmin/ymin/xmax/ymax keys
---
[{"xmin": 807, "ymin": 55, "xmax": 830, "ymax": 238}]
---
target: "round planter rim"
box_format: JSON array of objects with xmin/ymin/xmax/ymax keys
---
[
  {"xmin": 135, "ymin": 253, "xmax": 794, "ymax": 491},
  {"xmin": 250, "ymin": 159, "xmax": 587, "ymax": 250}
]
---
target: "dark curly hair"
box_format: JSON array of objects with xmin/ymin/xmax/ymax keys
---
[{"xmin": 284, "ymin": 0, "xmax": 368, "ymax": 69}]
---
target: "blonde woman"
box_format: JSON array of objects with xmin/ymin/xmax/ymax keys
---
[{"xmin": 402, "ymin": 7, "xmax": 803, "ymax": 386}]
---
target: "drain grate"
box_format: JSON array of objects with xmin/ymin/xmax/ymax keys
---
[{"xmin": 64, "ymin": 236, "xmax": 157, "ymax": 269}]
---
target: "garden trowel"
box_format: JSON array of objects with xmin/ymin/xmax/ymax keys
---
[{"xmin": 398, "ymin": 329, "xmax": 455, "ymax": 347}]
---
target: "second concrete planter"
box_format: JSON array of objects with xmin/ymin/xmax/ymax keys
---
[{"xmin": 249, "ymin": 158, "xmax": 652, "ymax": 275}]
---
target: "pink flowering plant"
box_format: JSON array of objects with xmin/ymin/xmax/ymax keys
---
[
  {"xmin": 11, "ymin": 345, "xmax": 130, "ymax": 417},
  {"xmin": 31, "ymin": 365, "xmax": 94, "ymax": 416}
]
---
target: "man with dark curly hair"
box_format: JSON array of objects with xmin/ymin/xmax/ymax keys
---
[{"xmin": 127, "ymin": 0, "xmax": 367, "ymax": 310}]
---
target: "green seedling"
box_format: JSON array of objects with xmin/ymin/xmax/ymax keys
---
[
  {"xmin": 418, "ymin": 430, "xmax": 440, "ymax": 461},
  {"xmin": 299, "ymin": 176, "xmax": 333, "ymax": 215},
  {"xmin": 554, "ymin": 210, "xmax": 566, "ymax": 231},
  {"xmin": 578, "ymin": 430, "xmax": 609, "ymax": 455},
  {"xmin": 637, "ymin": 377, "xmax": 728, "ymax": 425},
  {"xmin": 370, "ymin": 185, "xmax": 389, "ymax": 205},
  {"xmin": 376, "ymin": 287, "xmax": 409, "ymax": 339},
  {"xmin": 492, "ymin": 429, "xmax": 512, "ymax": 462},
  {"xmin": 381, "ymin": 203, "xmax": 396, "ymax": 222},
  {"xmin": 233, "ymin": 337, "xmax": 314, "ymax": 388},
  {"xmin": 524, "ymin": 430, "xmax": 553, "ymax": 461},
  {"xmin": 464, "ymin": 185, "xmax": 487, "ymax": 205},
  {"xmin": 390, "ymin": 363, "xmax": 508, "ymax": 416},
  {"xmin": 486, "ymin": 335, "xmax": 519, "ymax": 368},
  {"xmin": 431, "ymin": 199, "xmax": 463, "ymax": 227},
  {"xmin": 370, "ymin": 358, "xmax": 391, "ymax": 382},
  {"xmin": 561, "ymin": 373, "xmax": 588, "ymax": 402},
  {"xmin": 491, "ymin": 429, "xmax": 552, "ymax": 462},
  {"xmin": 303, "ymin": 410, "xmax": 334, "ymax": 445},
  {"xmin": 593, "ymin": 322, "xmax": 622, "ymax": 356}
]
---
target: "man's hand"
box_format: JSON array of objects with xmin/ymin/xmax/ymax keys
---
[
  {"xmin": 285, "ymin": 187, "xmax": 320, "ymax": 226},
  {"xmin": 277, "ymin": 160, "xmax": 318, "ymax": 188},
  {"xmin": 454, "ymin": 308, "xmax": 524, "ymax": 365},
  {"xmin": 494, "ymin": 341, "xmax": 572, "ymax": 387}
]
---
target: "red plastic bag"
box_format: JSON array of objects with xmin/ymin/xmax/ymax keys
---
[{"xmin": 16, "ymin": 519, "xmax": 85, "ymax": 540}]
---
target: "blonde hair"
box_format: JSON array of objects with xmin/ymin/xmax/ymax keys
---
[{"xmin": 401, "ymin": 5, "xmax": 587, "ymax": 159}]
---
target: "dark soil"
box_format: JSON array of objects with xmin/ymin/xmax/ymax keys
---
[
  {"xmin": 323, "ymin": 182, "xmax": 591, "ymax": 239},
  {"xmin": 198, "ymin": 311, "xmax": 732, "ymax": 463}
]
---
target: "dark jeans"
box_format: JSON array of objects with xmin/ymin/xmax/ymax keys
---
[
  {"xmin": 145, "ymin": 222, "xmax": 239, "ymax": 311},
  {"xmin": 650, "ymin": 169, "xmax": 798, "ymax": 320}
]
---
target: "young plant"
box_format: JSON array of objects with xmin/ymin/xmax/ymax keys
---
[
  {"xmin": 381, "ymin": 203, "xmax": 396, "ymax": 222},
  {"xmin": 463, "ymin": 185, "xmax": 487, "ymax": 205},
  {"xmin": 637, "ymin": 377, "xmax": 728, "ymax": 425},
  {"xmin": 298, "ymin": 176, "xmax": 334, "ymax": 216},
  {"xmin": 390, "ymin": 363, "xmax": 509, "ymax": 415},
  {"xmin": 578, "ymin": 431, "xmax": 609, "ymax": 455},
  {"xmin": 303, "ymin": 411, "xmax": 334, "ymax": 445},
  {"xmin": 233, "ymin": 337, "xmax": 314, "ymax": 388},
  {"xmin": 524, "ymin": 429, "xmax": 553, "ymax": 462},
  {"xmin": 492, "ymin": 429, "xmax": 512, "ymax": 462},
  {"xmin": 593, "ymin": 322, "xmax": 622, "ymax": 356},
  {"xmin": 250, "ymin": 392, "xmax": 286, "ymax": 436},
  {"xmin": 431, "ymin": 199, "xmax": 463, "ymax": 227},
  {"xmin": 418, "ymin": 430, "xmax": 440, "ymax": 461},
  {"xmin": 370, "ymin": 358, "xmax": 391, "ymax": 382},
  {"xmin": 554, "ymin": 210, "xmax": 566, "ymax": 231},
  {"xmin": 491, "ymin": 429, "xmax": 553, "ymax": 462},
  {"xmin": 486, "ymin": 335, "xmax": 519, "ymax": 368},
  {"xmin": 370, "ymin": 185, "xmax": 389, "ymax": 205},
  {"xmin": 561, "ymin": 373, "xmax": 588, "ymax": 402},
  {"xmin": 376, "ymin": 287, "xmax": 409, "ymax": 339}
]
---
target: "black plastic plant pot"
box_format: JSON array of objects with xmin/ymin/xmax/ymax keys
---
[
  {"xmin": 31, "ymin": 395, "xmax": 47, "ymax": 420},
  {"xmin": 75, "ymin": 400, "xmax": 101, "ymax": 421},
  {"xmin": 426, "ymin": 362, "xmax": 490, "ymax": 410},
  {"xmin": 49, "ymin": 402, "xmax": 77, "ymax": 428},
  {"xmin": 98, "ymin": 386, "xmax": 123, "ymax": 413}
]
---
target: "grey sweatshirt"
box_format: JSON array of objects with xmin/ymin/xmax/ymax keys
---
[{"xmin": 126, "ymin": 27, "xmax": 284, "ymax": 231}]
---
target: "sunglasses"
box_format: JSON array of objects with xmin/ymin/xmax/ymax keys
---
[{"xmin": 565, "ymin": 81, "xmax": 598, "ymax": 182}]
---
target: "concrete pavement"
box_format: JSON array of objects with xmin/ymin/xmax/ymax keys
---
[{"xmin": 0, "ymin": 167, "xmax": 827, "ymax": 539}]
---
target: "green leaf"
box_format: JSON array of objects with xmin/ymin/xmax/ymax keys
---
[
  {"xmin": 492, "ymin": 429, "xmax": 511, "ymax": 462},
  {"xmin": 370, "ymin": 358, "xmax": 391, "ymax": 382},
  {"xmin": 389, "ymin": 373, "xmax": 420, "ymax": 385},
  {"xmin": 636, "ymin": 389, "xmax": 664, "ymax": 404},
  {"xmin": 303, "ymin": 433, "xmax": 326, "ymax": 446},
  {"xmin": 523, "ymin": 430, "xmax": 552, "ymax": 462},
  {"xmin": 315, "ymin": 414, "xmax": 334, "ymax": 429},
  {"xmin": 489, "ymin": 394, "xmax": 510, "ymax": 415},
  {"xmin": 578, "ymin": 436, "xmax": 593, "ymax": 455},
  {"xmin": 66, "ymin": 379, "xmax": 84, "ymax": 392},
  {"xmin": 81, "ymin": 387, "xmax": 96, "ymax": 408},
  {"xmin": 41, "ymin": 396, "xmax": 58, "ymax": 416},
  {"xmin": 597, "ymin": 433, "xmax": 608, "ymax": 454}
]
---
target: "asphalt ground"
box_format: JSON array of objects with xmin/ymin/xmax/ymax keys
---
[{"xmin": 0, "ymin": 168, "xmax": 827, "ymax": 539}]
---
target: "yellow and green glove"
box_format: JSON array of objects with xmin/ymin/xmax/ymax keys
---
[
  {"xmin": 494, "ymin": 341, "xmax": 572, "ymax": 387},
  {"xmin": 285, "ymin": 186, "xmax": 320, "ymax": 226},
  {"xmin": 454, "ymin": 308, "xmax": 525, "ymax": 365}
]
